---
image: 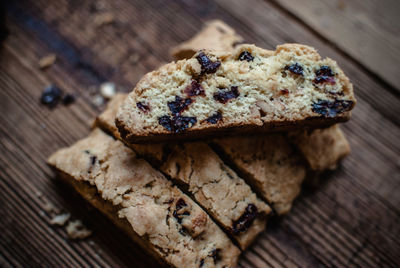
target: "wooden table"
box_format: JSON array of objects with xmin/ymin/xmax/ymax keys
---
[{"xmin": 1, "ymin": 0, "xmax": 399, "ymax": 267}]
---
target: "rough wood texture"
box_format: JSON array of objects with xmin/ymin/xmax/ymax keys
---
[{"xmin": 1, "ymin": 0, "xmax": 399, "ymax": 267}]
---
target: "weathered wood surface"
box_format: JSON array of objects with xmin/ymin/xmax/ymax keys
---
[{"xmin": 1, "ymin": 0, "xmax": 399, "ymax": 267}]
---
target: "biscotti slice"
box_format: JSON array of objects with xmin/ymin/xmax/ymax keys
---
[
  {"xmin": 171, "ymin": 21, "xmax": 351, "ymax": 173},
  {"xmin": 160, "ymin": 142, "xmax": 271, "ymax": 250},
  {"xmin": 48, "ymin": 129, "xmax": 240, "ymax": 268},
  {"xmin": 211, "ymin": 135, "xmax": 306, "ymax": 215},
  {"xmin": 96, "ymin": 95, "xmax": 271, "ymax": 250},
  {"xmin": 116, "ymin": 43, "xmax": 356, "ymax": 143},
  {"xmin": 170, "ymin": 20, "xmax": 244, "ymax": 60},
  {"xmin": 290, "ymin": 124, "xmax": 350, "ymax": 171}
]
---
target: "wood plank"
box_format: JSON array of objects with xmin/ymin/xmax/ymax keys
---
[
  {"xmin": 1, "ymin": 0, "xmax": 399, "ymax": 267},
  {"xmin": 273, "ymin": 0, "xmax": 400, "ymax": 90}
]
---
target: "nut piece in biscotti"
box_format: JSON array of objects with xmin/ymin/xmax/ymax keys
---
[
  {"xmin": 171, "ymin": 20, "xmax": 244, "ymax": 60},
  {"xmin": 116, "ymin": 44, "xmax": 356, "ymax": 143},
  {"xmin": 160, "ymin": 142, "xmax": 271, "ymax": 250},
  {"xmin": 290, "ymin": 124, "xmax": 350, "ymax": 171},
  {"xmin": 212, "ymin": 134, "xmax": 306, "ymax": 215},
  {"xmin": 47, "ymin": 129, "xmax": 240, "ymax": 268}
]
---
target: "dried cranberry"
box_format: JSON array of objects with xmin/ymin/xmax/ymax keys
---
[
  {"xmin": 285, "ymin": 63, "xmax": 303, "ymax": 75},
  {"xmin": 232, "ymin": 204, "xmax": 258, "ymax": 235},
  {"xmin": 196, "ymin": 52, "xmax": 221, "ymax": 74},
  {"xmin": 206, "ymin": 111, "xmax": 222, "ymax": 124},
  {"xmin": 280, "ymin": 89, "xmax": 289, "ymax": 95},
  {"xmin": 40, "ymin": 85, "xmax": 63, "ymax": 108},
  {"xmin": 62, "ymin": 93, "xmax": 75, "ymax": 105},
  {"xmin": 158, "ymin": 115, "xmax": 197, "ymax": 133},
  {"xmin": 168, "ymin": 96, "xmax": 193, "ymax": 116},
  {"xmin": 136, "ymin": 102, "xmax": 150, "ymax": 113},
  {"xmin": 238, "ymin": 51, "xmax": 254, "ymax": 62},
  {"xmin": 184, "ymin": 80, "xmax": 205, "ymax": 97},
  {"xmin": 90, "ymin": 156, "xmax": 97, "ymax": 165},
  {"xmin": 313, "ymin": 65, "xmax": 336, "ymax": 85},
  {"xmin": 213, "ymin": 86, "xmax": 240, "ymax": 104},
  {"xmin": 173, "ymin": 198, "xmax": 190, "ymax": 224},
  {"xmin": 312, "ymin": 99, "xmax": 354, "ymax": 117},
  {"xmin": 209, "ymin": 249, "xmax": 221, "ymax": 263}
]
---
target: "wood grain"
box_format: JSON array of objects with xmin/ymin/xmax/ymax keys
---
[
  {"xmin": 1, "ymin": 0, "xmax": 399, "ymax": 267},
  {"xmin": 274, "ymin": 0, "xmax": 400, "ymax": 90}
]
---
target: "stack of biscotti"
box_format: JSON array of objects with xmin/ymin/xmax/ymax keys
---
[{"xmin": 48, "ymin": 21, "xmax": 355, "ymax": 267}]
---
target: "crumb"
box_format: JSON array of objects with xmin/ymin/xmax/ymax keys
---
[
  {"xmin": 50, "ymin": 213, "xmax": 70, "ymax": 226},
  {"xmin": 43, "ymin": 200, "xmax": 59, "ymax": 214},
  {"xmin": 93, "ymin": 12, "xmax": 115, "ymax": 27},
  {"xmin": 66, "ymin": 220, "xmax": 92, "ymax": 239},
  {"xmin": 92, "ymin": 95, "xmax": 105, "ymax": 106},
  {"xmin": 38, "ymin": 54, "xmax": 57, "ymax": 69},
  {"xmin": 100, "ymin": 82, "xmax": 116, "ymax": 99}
]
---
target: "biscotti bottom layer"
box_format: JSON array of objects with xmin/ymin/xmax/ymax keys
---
[{"xmin": 47, "ymin": 129, "xmax": 240, "ymax": 268}]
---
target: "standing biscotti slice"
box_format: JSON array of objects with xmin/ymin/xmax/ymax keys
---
[
  {"xmin": 97, "ymin": 95, "xmax": 271, "ymax": 250},
  {"xmin": 116, "ymin": 44, "xmax": 356, "ymax": 143},
  {"xmin": 170, "ymin": 20, "xmax": 244, "ymax": 60},
  {"xmin": 48, "ymin": 129, "xmax": 240, "ymax": 268},
  {"xmin": 211, "ymin": 135, "xmax": 306, "ymax": 215}
]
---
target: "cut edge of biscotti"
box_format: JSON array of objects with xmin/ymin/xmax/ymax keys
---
[
  {"xmin": 47, "ymin": 129, "xmax": 241, "ymax": 267},
  {"xmin": 116, "ymin": 43, "xmax": 356, "ymax": 143}
]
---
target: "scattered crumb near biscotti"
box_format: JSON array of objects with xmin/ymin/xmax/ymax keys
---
[
  {"xmin": 92, "ymin": 94, "xmax": 105, "ymax": 107},
  {"xmin": 50, "ymin": 213, "xmax": 71, "ymax": 226},
  {"xmin": 66, "ymin": 220, "xmax": 92, "ymax": 239},
  {"xmin": 93, "ymin": 12, "xmax": 115, "ymax": 27},
  {"xmin": 100, "ymin": 82, "xmax": 116, "ymax": 99},
  {"xmin": 43, "ymin": 200, "xmax": 60, "ymax": 214},
  {"xmin": 38, "ymin": 54, "xmax": 57, "ymax": 69}
]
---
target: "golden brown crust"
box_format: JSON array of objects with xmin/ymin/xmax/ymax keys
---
[{"xmin": 290, "ymin": 124, "xmax": 351, "ymax": 171}]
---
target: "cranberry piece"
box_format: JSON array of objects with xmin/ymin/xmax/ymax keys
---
[
  {"xmin": 196, "ymin": 52, "xmax": 221, "ymax": 74},
  {"xmin": 62, "ymin": 93, "xmax": 75, "ymax": 105},
  {"xmin": 206, "ymin": 111, "xmax": 222, "ymax": 124},
  {"xmin": 213, "ymin": 86, "xmax": 240, "ymax": 104},
  {"xmin": 167, "ymin": 96, "xmax": 193, "ymax": 116},
  {"xmin": 184, "ymin": 80, "xmax": 205, "ymax": 97},
  {"xmin": 285, "ymin": 63, "xmax": 303, "ymax": 75},
  {"xmin": 137, "ymin": 102, "xmax": 150, "ymax": 113},
  {"xmin": 158, "ymin": 115, "xmax": 197, "ymax": 133},
  {"xmin": 312, "ymin": 99, "xmax": 354, "ymax": 117},
  {"xmin": 209, "ymin": 249, "xmax": 221, "ymax": 263},
  {"xmin": 280, "ymin": 89, "xmax": 289, "ymax": 95},
  {"xmin": 40, "ymin": 85, "xmax": 63, "ymax": 108},
  {"xmin": 90, "ymin": 155, "xmax": 97, "ymax": 165},
  {"xmin": 238, "ymin": 51, "xmax": 254, "ymax": 62},
  {"xmin": 313, "ymin": 65, "xmax": 336, "ymax": 85},
  {"xmin": 173, "ymin": 198, "xmax": 190, "ymax": 224},
  {"xmin": 231, "ymin": 204, "xmax": 258, "ymax": 235}
]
